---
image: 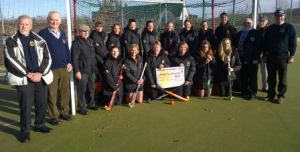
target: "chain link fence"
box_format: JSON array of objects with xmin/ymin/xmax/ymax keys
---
[{"xmin": 1, "ymin": 0, "xmax": 300, "ymax": 72}]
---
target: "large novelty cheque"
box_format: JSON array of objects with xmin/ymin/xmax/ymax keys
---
[{"xmin": 156, "ymin": 67, "xmax": 185, "ymax": 89}]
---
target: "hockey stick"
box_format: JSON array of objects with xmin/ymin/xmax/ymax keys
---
[
  {"xmin": 149, "ymin": 87, "xmax": 179, "ymax": 102},
  {"xmin": 104, "ymin": 64, "xmax": 125, "ymax": 110},
  {"xmin": 128, "ymin": 62, "xmax": 148, "ymax": 108},
  {"xmin": 228, "ymin": 62, "xmax": 233, "ymax": 101},
  {"xmin": 157, "ymin": 87, "xmax": 189, "ymax": 102}
]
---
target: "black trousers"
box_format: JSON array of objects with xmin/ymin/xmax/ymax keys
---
[
  {"xmin": 16, "ymin": 81, "xmax": 48, "ymax": 133},
  {"xmin": 76, "ymin": 73, "xmax": 95, "ymax": 110},
  {"xmin": 267, "ymin": 56, "xmax": 288, "ymax": 97},
  {"xmin": 177, "ymin": 84, "xmax": 192, "ymax": 97},
  {"xmin": 240, "ymin": 63, "xmax": 258, "ymax": 96}
]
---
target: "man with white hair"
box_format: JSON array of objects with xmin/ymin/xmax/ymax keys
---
[
  {"xmin": 39, "ymin": 11, "xmax": 73, "ymax": 125},
  {"xmin": 236, "ymin": 17, "xmax": 260, "ymax": 100},
  {"xmin": 4, "ymin": 15, "xmax": 53, "ymax": 142}
]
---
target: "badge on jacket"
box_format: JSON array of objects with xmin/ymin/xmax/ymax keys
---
[
  {"xmin": 186, "ymin": 61, "xmax": 191, "ymax": 66},
  {"xmin": 250, "ymin": 37, "xmax": 255, "ymax": 42},
  {"xmin": 29, "ymin": 41, "xmax": 35, "ymax": 47},
  {"xmin": 62, "ymin": 39, "xmax": 66, "ymax": 44},
  {"xmin": 280, "ymin": 28, "xmax": 285, "ymax": 33}
]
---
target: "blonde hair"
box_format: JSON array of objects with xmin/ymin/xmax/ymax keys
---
[
  {"xmin": 218, "ymin": 38, "xmax": 232, "ymax": 62},
  {"xmin": 152, "ymin": 41, "xmax": 162, "ymax": 49},
  {"xmin": 178, "ymin": 42, "xmax": 189, "ymax": 50},
  {"xmin": 129, "ymin": 44, "xmax": 139, "ymax": 51},
  {"xmin": 199, "ymin": 40, "xmax": 213, "ymax": 60}
]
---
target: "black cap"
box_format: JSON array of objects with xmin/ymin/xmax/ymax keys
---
[
  {"xmin": 274, "ymin": 9, "xmax": 285, "ymax": 16},
  {"xmin": 259, "ymin": 15, "xmax": 268, "ymax": 21}
]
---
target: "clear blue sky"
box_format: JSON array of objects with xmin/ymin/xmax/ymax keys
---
[{"xmin": 1, "ymin": 0, "xmax": 299, "ymax": 19}]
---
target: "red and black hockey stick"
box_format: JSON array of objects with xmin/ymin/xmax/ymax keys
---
[{"xmin": 104, "ymin": 64, "xmax": 125, "ymax": 110}]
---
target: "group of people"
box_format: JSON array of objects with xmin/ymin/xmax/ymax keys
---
[{"xmin": 4, "ymin": 9, "xmax": 297, "ymax": 143}]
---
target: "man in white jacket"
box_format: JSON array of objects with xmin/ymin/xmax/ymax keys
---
[{"xmin": 4, "ymin": 15, "xmax": 53, "ymax": 143}]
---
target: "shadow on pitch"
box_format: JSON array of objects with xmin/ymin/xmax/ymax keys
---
[{"xmin": 0, "ymin": 78, "xmax": 20, "ymax": 140}]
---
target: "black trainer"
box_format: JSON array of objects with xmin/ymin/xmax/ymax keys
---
[
  {"xmin": 264, "ymin": 95, "xmax": 275, "ymax": 102},
  {"xmin": 78, "ymin": 109, "xmax": 88, "ymax": 115},
  {"xmin": 20, "ymin": 132, "xmax": 30, "ymax": 143},
  {"xmin": 33, "ymin": 125, "xmax": 52, "ymax": 133},
  {"xmin": 88, "ymin": 106, "xmax": 98, "ymax": 110},
  {"xmin": 48, "ymin": 118, "xmax": 62, "ymax": 126},
  {"xmin": 59, "ymin": 114, "xmax": 73, "ymax": 121}
]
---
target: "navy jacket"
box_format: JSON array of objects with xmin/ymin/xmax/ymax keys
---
[
  {"xmin": 263, "ymin": 23, "xmax": 297, "ymax": 57},
  {"xmin": 38, "ymin": 28, "xmax": 71, "ymax": 70},
  {"xmin": 236, "ymin": 29, "xmax": 261, "ymax": 64}
]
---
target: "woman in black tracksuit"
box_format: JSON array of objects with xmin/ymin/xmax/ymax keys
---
[
  {"xmin": 198, "ymin": 21, "xmax": 218, "ymax": 54},
  {"xmin": 170, "ymin": 42, "xmax": 196, "ymax": 100},
  {"xmin": 160, "ymin": 21, "xmax": 180, "ymax": 56},
  {"xmin": 107, "ymin": 23, "xmax": 124, "ymax": 58},
  {"xmin": 141, "ymin": 20, "xmax": 159, "ymax": 60},
  {"xmin": 124, "ymin": 44, "xmax": 145, "ymax": 104},
  {"xmin": 215, "ymin": 38, "xmax": 241, "ymax": 97},
  {"xmin": 179, "ymin": 19, "xmax": 198, "ymax": 56},
  {"xmin": 194, "ymin": 40, "xmax": 216, "ymax": 98},
  {"xmin": 123, "ymin": 19, "xmax": 142, "ymax": 57},
  {"xmin": 146, "ymin": 41, "xmax": 170, "ymax": 100},
  {"xmin": 103, "ymin": 46, "xmax": 124, "ymax": 106}
]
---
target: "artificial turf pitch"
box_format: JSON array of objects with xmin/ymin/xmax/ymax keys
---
[{"xmin": 0, "ymin": 51, "xmax": 300, "ymax": 152}]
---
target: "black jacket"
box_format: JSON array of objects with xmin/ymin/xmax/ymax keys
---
[
  {"xmin": 71, "ymin": 37, "xmax": 96, "ymax": 74},
  {"xmin": 179, "ymin": 28, "xmax": 198, "ymax": 55},
  {"xmin": 160, "ymin": 31, "xmax": 180, "ymax": 56},
  {"xmin": 256, "ymin": 26, "xmax": 267, "ymax": 56},
  {"xmin": 198, "ymin": 29, "xmax": 218, "ymax": 53},
  {"xmin": 123, "ymin": 28, "xmax": 142, "ymax": 56},
  {"xmin": 141, "ymin": 28, "xmax": 158, "ymax": 56},
  {"xmin": 124, "ymin": 56, "xmax": 144, "ymax": 90},
  {"xmin": 90, "ymin": 30, "xmax": 107, "ymax": 65},
  {"xmin": 103, "ymin": 56, "xmax": 124, "ymax": 94},
  {"xmin": 170, "ymin": 53, "xmax": 196, "ymax": 83},
  {"xmin": 146, "ymin": 50, "xmax": 170, "ymax": 86},
  {"xmin": 194, "ymin": 55, "xmax": 216, "ymax": 87},
  {"xmin": 215, "ymin": 51, "xmax": 241, "ymax": 82},
  {"xmin": 106, "ymin": 32, "xmax": 122, "ymax": 50},
  {"xmin": 215, "ymin": 23, "xmax": 238, "ymax": 48},
  {"xmin": 236, "ymin": 29, "xmax": 261, "ymax": 64}
]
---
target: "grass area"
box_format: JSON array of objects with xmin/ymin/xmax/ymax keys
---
[{"xmin": 1, "ymin": 47, "xmax": 300, "ymax": 152}]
